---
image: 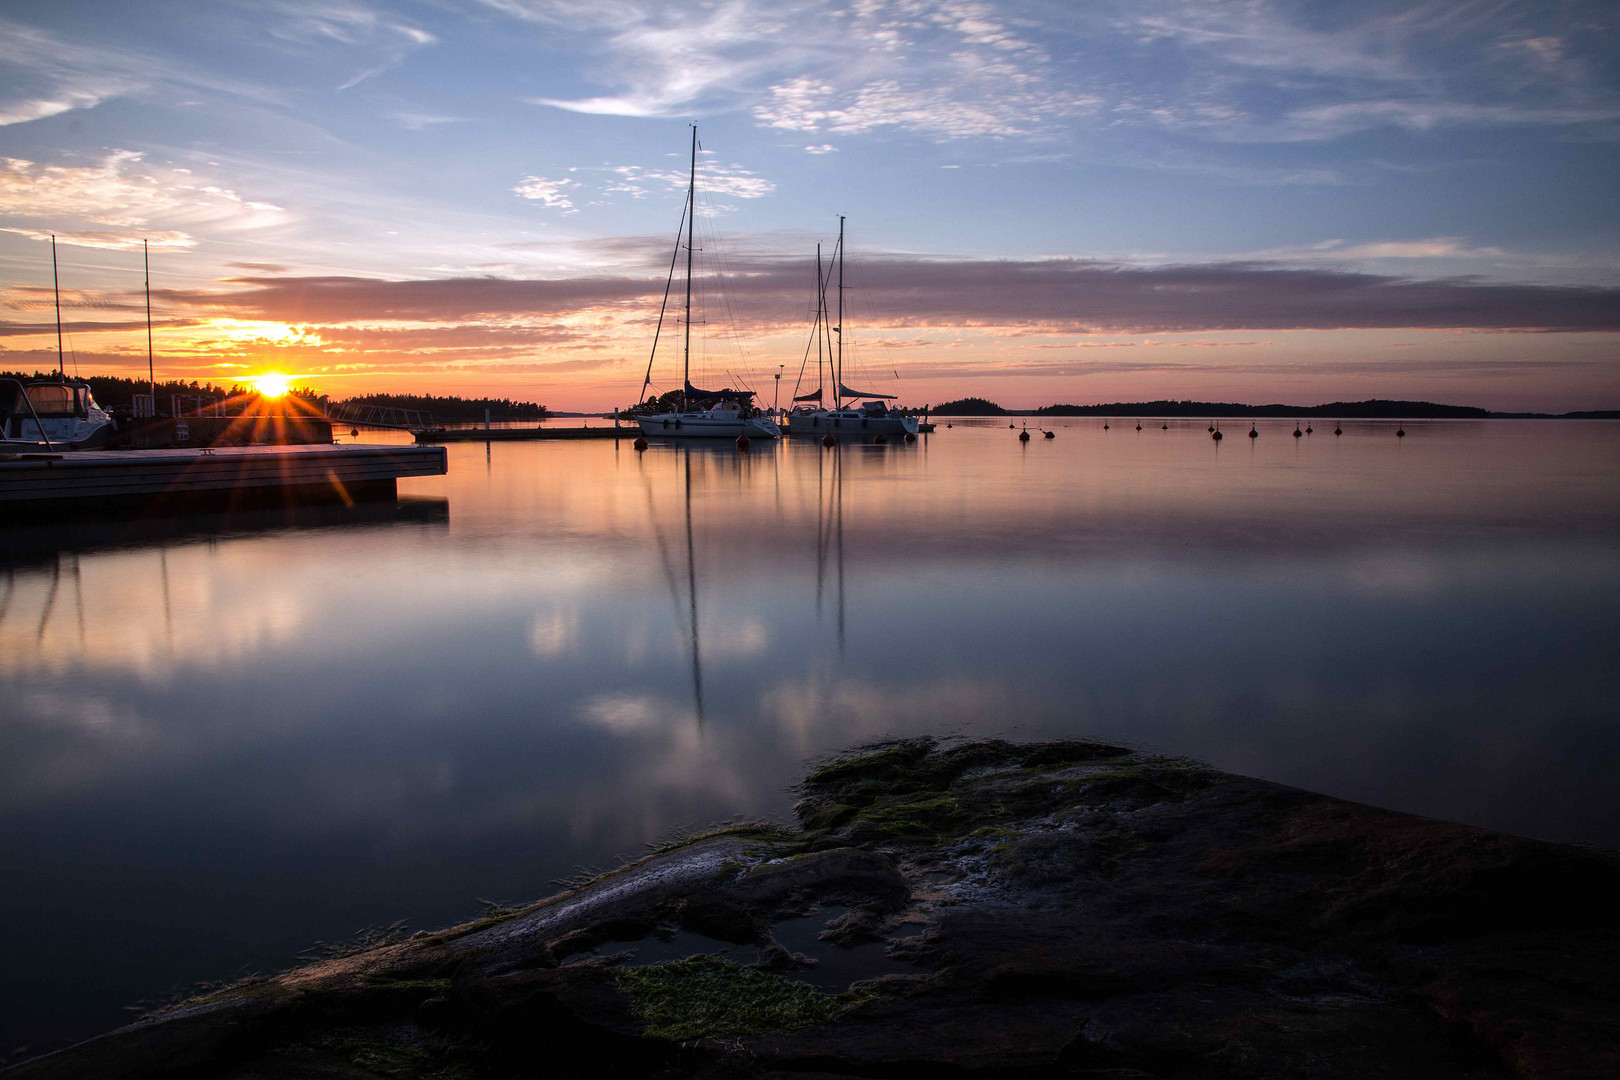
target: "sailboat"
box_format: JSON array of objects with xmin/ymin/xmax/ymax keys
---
[
  {"xmin": 786, "ymin": 217, "xmax": 917, "ymax": 438},
  {"xmin": 635, "ymin": 127, "xmax": 780, "ymax": 441},
  {"xmin": 2, "ymin": 236, "xmax": 115, "ymax": 449}
]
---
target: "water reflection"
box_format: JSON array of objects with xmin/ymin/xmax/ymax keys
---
[{"xmin": 1, "ymin": 421, "xmax": 1617, "ymax": 1054}]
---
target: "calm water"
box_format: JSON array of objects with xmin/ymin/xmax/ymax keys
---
[{"xmin": 3, "ymin": 418, "xmax": 1618, "ymax": 1053}]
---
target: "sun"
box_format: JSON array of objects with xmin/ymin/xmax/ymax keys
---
[{"xmin": 253, "ymin": 373, "xmax": 291, "ymax": 399}]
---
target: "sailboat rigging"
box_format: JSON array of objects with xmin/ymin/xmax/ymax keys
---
[
  {"xmin": 636, "ymin": 127, "xmax": 780, "ymax": 441},
  {"xmin": 787, "ymin": 218, "xmax": 917, "ymax": 438}
]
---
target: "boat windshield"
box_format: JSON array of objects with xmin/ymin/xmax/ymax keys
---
[{"xmin": 22, "ymin": 383, "xmax": 85, "ymax": 417}]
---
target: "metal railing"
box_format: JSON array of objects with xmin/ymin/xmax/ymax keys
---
[
  {"xmin": 0, "ymin": 377, "xmax": 56, "ymax": 453},
  {"xmin": 327, "ymin": 402, "xmax": 436, "ymax": 430}
]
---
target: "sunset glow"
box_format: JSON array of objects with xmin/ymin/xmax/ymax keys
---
[{"xmin": 0, "ymin": 2, "xmax": 1614, "ymax": 412}]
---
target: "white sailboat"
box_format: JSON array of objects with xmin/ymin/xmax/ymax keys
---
[
  {"xmin": 635, "ymin": 127, "xmax": 780, "ymax": 441},
  {"xmin": 786, "ymin": 217, "xmax": 917, "ymax": 439}
]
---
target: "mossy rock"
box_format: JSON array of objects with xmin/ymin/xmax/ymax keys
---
[{"xmin": 611, "ymin": 955, "xmax": 866, "ymax": 1041}]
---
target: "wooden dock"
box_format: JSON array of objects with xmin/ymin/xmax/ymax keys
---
[
  {"xmin": 414, "ymin": 426, "xmax": 637, "ymax": 443},
  {"xmin": 0, "ymin": 443, "xmax": 446, "ymax": 506}
]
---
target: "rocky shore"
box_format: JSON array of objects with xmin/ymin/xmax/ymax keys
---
[{"xmin": 8, "ymin": 737, "xmax": 1618, "ymax": 1079}]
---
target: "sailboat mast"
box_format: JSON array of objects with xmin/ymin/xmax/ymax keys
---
[
  {"xmin": 815, "ymin": 243, "xmax": 825, "ymax": 397},
  {"xmin": 52, "ymin": 234, "xmax": 63, "ymax": 376},
  {"xmin": 835, "ymin": 215, "xmax": 844, "ymax": 410},
  {"xmin": 683, "ymin": 125, "xmax": 696, "ymax": 412},
  {"xmin": 144, "ymin": 239, "xmax": 155, "ymax": 400}
]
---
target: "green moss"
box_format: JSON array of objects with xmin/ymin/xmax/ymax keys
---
[
  {"xmin": 803, "ymin": 742, "xmax": 934, "ymax": 789},
  {"xmin": 848, "ymin": 792, "xmax": 967, "ymax": 840},
  {"xmin": 611, "ymin": 955, "xmax": 867, "ymax": 1041},
  {"xmin": 795, "ymin": 798, "xmax": 858, "ymax": 831}
]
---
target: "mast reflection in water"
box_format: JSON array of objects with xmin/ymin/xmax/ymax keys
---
[{"xmin": 1, "ymin": 420, "xmax": 1617, "ymax": 1053}]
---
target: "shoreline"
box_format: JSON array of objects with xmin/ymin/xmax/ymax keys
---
[{"xmin": 9, "ymin": 736, "xmax": 1617, "ymax": 1079}]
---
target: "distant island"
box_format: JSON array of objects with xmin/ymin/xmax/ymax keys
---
[
  {"xmin": 920, "ymin": 396, "xmax": 1617, "ymax": 420},
  {"xmin": 336, "ymin": 392, "xmax": 547, "ymax": 422}
]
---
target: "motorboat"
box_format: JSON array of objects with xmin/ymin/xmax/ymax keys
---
[{"xmin": 2, "ymin": 375, "xmax": 116, "ymax": 449}]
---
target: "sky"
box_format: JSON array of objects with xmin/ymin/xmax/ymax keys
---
[{"xmin": 1, "ymin": 0, "xmax": 1617, "ymax": 412}]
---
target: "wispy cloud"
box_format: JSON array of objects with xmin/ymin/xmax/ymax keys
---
[
  {"xmin": 512, "ymin": 175, "xmax": 577, "ymax": 210},
  {"xmin": 262, "ymin": 1, "xmax": 438, "ymax": 90},
  {"xmin": 505, "ymin": 0, "xmax": 1086, "ymax": 140},
  {"xmin": 0, "ymin": 152, "xmax": 286, "ymax": 250},
  {"xmin": 492, "ymin": 0, "xmax": 1620, "ymax": 148},
  {"xmin": 526, "ymin": 158, "xmax": 776, "ymax": 211},
  {"xmin": 0, "ymin": 14, "xmax": 285, "ymax": 127}
]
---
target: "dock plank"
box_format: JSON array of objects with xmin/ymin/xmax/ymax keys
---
[{"xmin": 0, "ymin": 443, "xmax": 446, "ymax": 504}]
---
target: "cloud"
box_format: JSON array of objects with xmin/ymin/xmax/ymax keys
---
[
  {"xmin": 495, "ymin": 0, "xmax": 1620, "ymax": 151},
  {"xmin": 0, "ymin": 152, "xmax": 286, "ymax": 249},
  {"xmin": 517, "ymin": 159, "xmax": 775, "ymax": 211},
  {"xmin": 153, "ymin": 258, "xmax": 1620, "ymax": 335},
  {"xmin": 1255, "ymin": 237, "xmax": 1510, "ymax": 262},
  {"xmin": 513, "ymin": 175, "xmax": 577, "ymax": 209},
  {"xmin": 0, "ymin": 228, "xmax": 197, "ymax": 252},
  {"xmin": 1112, "ymin": 0, "xmax": 1620, "ymax": 143},
  {"xmin": 0, "ymin": 14, "xmax": 285, "ymax": 127},
  {"xmin": 262, "ymin": 2, "xmax": 438, "ymax": 90},
  {"xmin": 387, "ymin": 112, "xmax": 469, "ymax": 130},
  {"xmin": 509, "ymin": 0, "xmax": 1081, "ymax": 140}
]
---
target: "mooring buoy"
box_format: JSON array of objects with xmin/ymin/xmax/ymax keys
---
[
  {"xmin": 822, "ymin": 432, "xmax": 836, "ymax": 447},
  {"xmin": 633, "ymin": 436, "xmax": 648, "ymax": 451},
  {"xmin": 736, "ymin": 434, "xmax": 750, "ymax": 450}
]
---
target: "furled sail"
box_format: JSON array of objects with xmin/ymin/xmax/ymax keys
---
[
  {"xmin": 685, "ymin": 380, "xmax": 752, "ymax": 400},
  {"xmin": 837, "ymin": 383, "xmax": 896, "ymax": 400}
]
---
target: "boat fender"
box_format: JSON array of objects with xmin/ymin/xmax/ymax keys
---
[
  {"xmin": 662, "ymin": 419, "xmax": 670, "ymax": 429},
  {"xmin": 904, "ymin": 432, "xmax": 916, "ymax": 442},
  {"xmin": 862, "ymin": 418, "xmax": 868, "ymax": 429},
  {"xmin": 873, "ymin": 433, "xmax": 887, "ymax": 444},
  {"xmin": 674, "ymin": 419, "xmax": 681, "ymax": 429}
]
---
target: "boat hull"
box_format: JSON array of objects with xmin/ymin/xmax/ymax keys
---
[
  {"xmin": 786, "ymin": 411, "xmax": 918, "ymax": 436},
  {"xmin": 638, "ymin": 413, "xmax": 781, "ymax": 439}
]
